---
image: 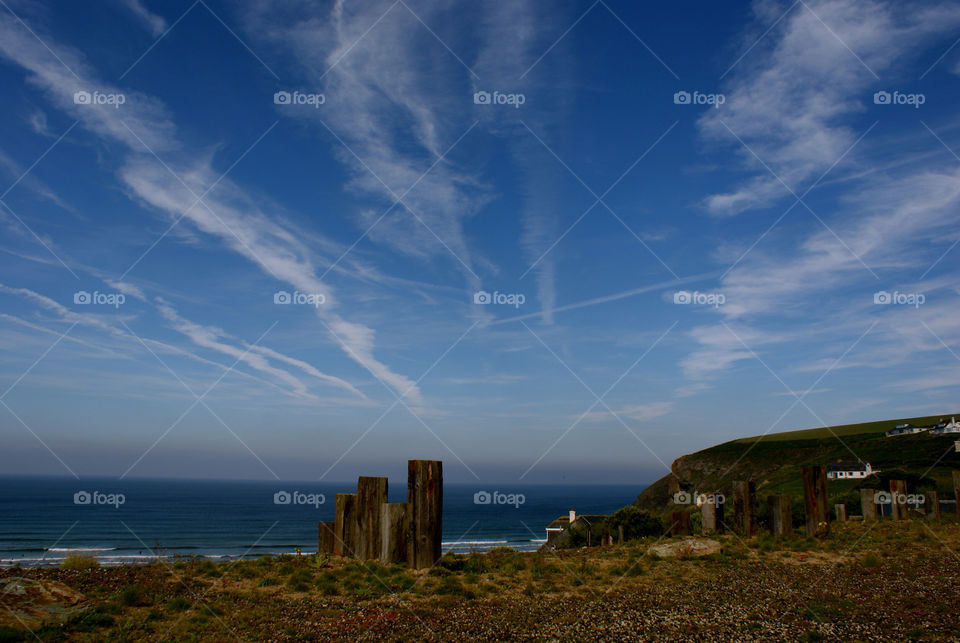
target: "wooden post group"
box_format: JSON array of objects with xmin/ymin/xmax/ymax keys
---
[{"xmin": 323, "ymin": 460, "xmax": 442, "ymax": 569}]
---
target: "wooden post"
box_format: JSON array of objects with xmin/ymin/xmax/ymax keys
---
[
  {"xmin": 768, "ymin": 494, "xmax": 791, "ymax": 538},
  {"xmin": 861, "ymin": 489, "xmax": 877, "ymax": 521},
  {"xmin": 356, "ymin": 476, "xmax": 388, "ymax": 560},
  {"xmin": 802, "ymin": 465, "xmax": 829, "ymax": 537},
  {"xmin": 618, "ymin": 525, "xmax": 624, "ymax": 544},
  {"xmin": 701, "ymin": 495, "xmax": 724, "ymax": 534},
  {"xmin": 333, "ymin": 493, "xmax": 357, "ymax": 557},
  {"xmin": 670, "ymin": 511, "xmax": 690, "ymax": 536},
  {"xmin": 407, "ymin": 460, "xmax": 442, "ymax": 569},
  {"xmin": 929, "ymin": 490, "xmax": 941, "ymax": 522},
  {"xmin": 954, "ymin": 471, "xmax": 960, "ymax": 520},
  {"xmin": 380, "ymin": 502, "xmax": 410, "ymax": 564},
  {"xmin": 835, "ymin": 504, "xmax": 847, "ymax": 522},
  {"xmin": 318, "ymin": 521, "xmax": 335, "ymax": 555},
  {"xmin": 732, "ymin": 481, "xmax": 756, "ymax": 537},
  {"xmin": 890, "ymin": 480, "xmax": 908, "ymax": 520}
]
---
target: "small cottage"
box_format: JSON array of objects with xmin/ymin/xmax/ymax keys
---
[
  {"xmin": 543, "ymin": 508, "xmax": 608, "ymax": 548},
  {"xmin": 885, "ymin": 423, "xmax": 927, "ymax": 437},
  {"xmin": 826, "ymin": 461, "xmax": 877, "ymax": 480}
]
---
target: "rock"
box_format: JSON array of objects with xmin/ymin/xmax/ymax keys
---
[
  {"xmin": 647, "ymin": 538, "xmax": 721, "ymax": 558},
  {"xmin": 0, "ymin": 577, "xmax": 86, "ymax": 631}
]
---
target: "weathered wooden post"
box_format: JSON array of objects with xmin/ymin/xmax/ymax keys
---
[
  {"xmin": 380, "ymin": 502, "xmax": 410, "ymax": 564},
  {"xmin": 318, "ymin": 522, "xmax": 335, "ymax": 555},
  {"xmin": 356, "ymin": 476, "xmax": 388, "ymax": 560},
  {"xmin": 333, "ymin": 493, "xmax": 357, "ymax": 556},
  {"xmin": 835, "ymin": 504, "xmax": 847, "ymax": 522},
  {"xmin": 732, "ymin": 481, "xmax": 757, "ymax": 537},
  {"xmin": 768, "ymin": 494, "xmax": 792, "ymax": 538},
  {"xmin": 670, "ymin": 511, "xmax": 690, "ymax": 536},
  {"xmin": 954, "ymin": 471, "xmax": 960, "ymax": 519},
  {"xmin": 701, "ymin": 494, "xmax": 724, "ymax": 534},
  {"xmin": 802, "ymin": 465, "xmax": 829, "ymax": 537},
  {"xmin": 407, "ymin": 459, "xmax": 442, "ymax": 569},
  {"xmin": 890, "ymin": 480, "xmax": 908, "ymax": 521},
  {"xmin": 929, "ymin": 490, "xmax": 941, "ymax": 522},
  {"xmin": 860, "ymin": 489, "xmax": 877, "ymax": 521},
  {"xmin": 618, "ymin": 525, "xmax": 624, "ymax": 544}
]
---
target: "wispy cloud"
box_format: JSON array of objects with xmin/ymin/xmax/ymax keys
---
[
  {"xmin": 0, "ymin": 10, "xmax": 421, "ymax": 404},
  {"xmin": 582, "ymin": 401, "xmax": 673, "ymax": 423},
  {"xmin": 701, "ymin": 0, "xmax": 960, "ymax": 215},
  {"xmin": 113, "ymin": 0, "xmax": 167, "ymax": 37}
]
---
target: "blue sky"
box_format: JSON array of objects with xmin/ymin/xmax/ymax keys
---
[{"xmin": 0, "ymin": 0, "xmax": 958, "ymax": 484}]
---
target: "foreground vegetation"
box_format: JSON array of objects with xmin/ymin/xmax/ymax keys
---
[{"xmin": 2, "ymin": 519, "xmax": 960, "ymax": 641}]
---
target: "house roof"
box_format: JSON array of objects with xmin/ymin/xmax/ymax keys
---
[
  {"xmin": 827, "ymin": 461, "xmax": 868, "ymax": 472},
  {"xmin": 546, "ymin": 514, "xmax": 608, "ymax": 529}
]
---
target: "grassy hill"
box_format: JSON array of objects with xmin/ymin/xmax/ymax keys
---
[
  {"xmin": 636, "ymin": 413, "xmax": 960, "ymax": 513},
  {"xmin": 731, "ymin": 414, "xmax": 953, "ymax": 443}
]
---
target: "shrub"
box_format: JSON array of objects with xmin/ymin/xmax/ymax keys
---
[
  {"xmin": 286, "ymin": 569, "xmax": 313, "ymax": 591},
  {"xmin": 165, "ymin": 597, "xmax": 191, "ymax": 611},
  {"xmin": 61, "ymin": 554, "xmax": 99, "ymax": 570},
  {"xmin": 120, "ymin": 584, "xmax": 152, "ymax": 606},
  {"xmin": 862, "ymin": 553, "xmax": 881, "ymax": 568},
  {"xmin": 437, "ymin": 553, "xmax": 465, "ymax": 571},
  {"xmin": 605, "ymin": 506, "xmax": 663, "ymax": 540},
  {"xmin": 70, "ymin": 607, "xmax": 115, "ymax": 631},
  {"xmin": 463, "ymin": 552, "xmax": 488, "ymax": 574}
]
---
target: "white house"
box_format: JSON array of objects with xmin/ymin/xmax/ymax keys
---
[
  {"xmin": 885, "ymin": 423, "xmax": 927, "ymax": 437},
  {"xmin": 826, "ymin": 461, "xmax": 877, "ymax": 480},
  {"xmin": 931, "ymin": 417, "xmax": 960, "ymax": 435}
]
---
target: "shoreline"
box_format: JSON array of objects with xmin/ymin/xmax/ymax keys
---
[{"xmin": 1, "ymin": 540, "xmax": 549, "ymax": 568}]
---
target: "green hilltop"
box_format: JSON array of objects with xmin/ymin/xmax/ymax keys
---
[{"xmin": 635, "ymin": 413, "xmax": 960, "ymax": 512}]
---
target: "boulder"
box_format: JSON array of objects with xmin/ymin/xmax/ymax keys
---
[
  {"xmin": 647, "ymin": 538, "xmax": 721, "ymax": 558},
  {"xmin": 0, "ymin": 577, "xmax": 87, "ymax": 631}
]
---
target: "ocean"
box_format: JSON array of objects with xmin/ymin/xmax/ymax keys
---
[{"xmin": 0, "ymin": 477, "xmax": 643, "ymax": 566}]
